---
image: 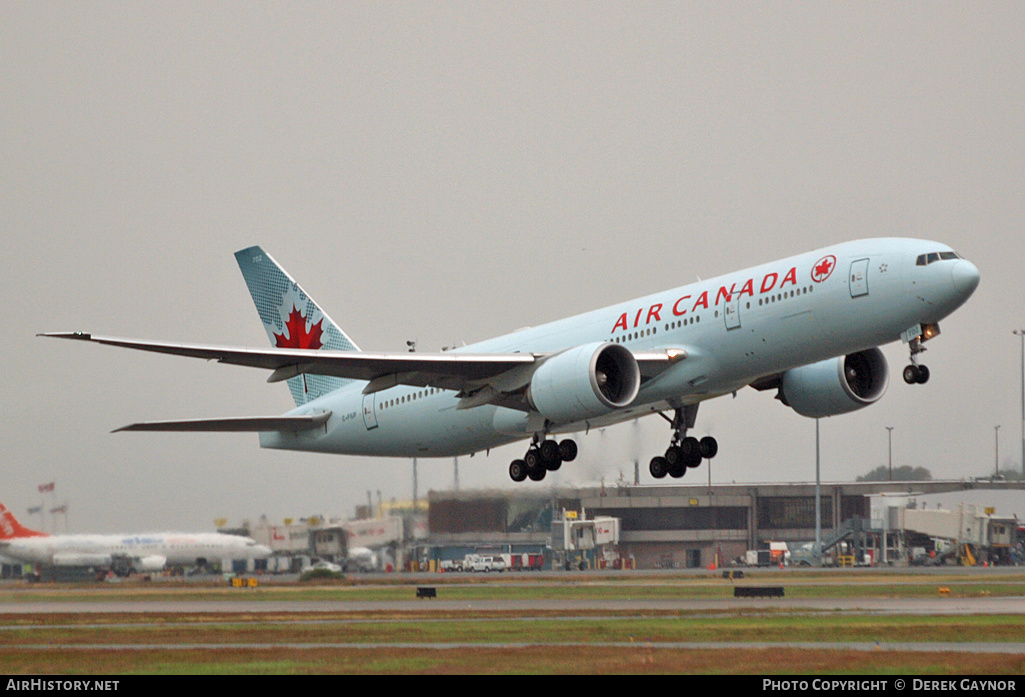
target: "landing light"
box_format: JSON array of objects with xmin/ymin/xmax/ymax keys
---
[{"xmin": 921, "ymin": 323, "xmax": 940, "ymax": 342}]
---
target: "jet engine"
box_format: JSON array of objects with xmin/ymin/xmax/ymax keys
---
[
  {"xmin": 779, "ymin": 347, "xmax": 889, "ymax": 418},
  {"xmin": 132, "ymin": 555, "xmax": 167, "ymax": 573},
  {"xmin": 527, "ymin": 342, "xmax": 640, "ymax": 424}
]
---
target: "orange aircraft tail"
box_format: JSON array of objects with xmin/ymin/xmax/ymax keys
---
[{"xmin": 0, "ymin": 503, "xmax": 48, "ymax": 539}]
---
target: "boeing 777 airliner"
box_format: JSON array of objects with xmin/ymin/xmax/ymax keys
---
[{"xmin": 42, "ymin": 238, "xmax": 979, "ymax": 483}]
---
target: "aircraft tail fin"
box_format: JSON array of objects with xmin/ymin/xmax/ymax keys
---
[
  {"xmin": 235, "ymin": 246, "xmax": 359, "ymax": 407},
  {"xmin": 0, "ymin": 504, "xmax": 49, "ymax": 540}
]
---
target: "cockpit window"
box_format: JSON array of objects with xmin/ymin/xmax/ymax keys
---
[{"xmin": 916, "ymin": 250, "xmax": 964, "ymax": 266}]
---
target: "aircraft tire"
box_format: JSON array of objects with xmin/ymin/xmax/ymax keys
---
[
  {"xmin": 699, "ymin": 436, "xmax": 718, "ymax": 459},
  {"xmin": 509, "ymin": 459, "xmax": 528, "ymax": 482},
  {"xmin": 524, "ymin": 448, "xmax": 541, "ymax": 471},
  {"xmin": 539, "ymin": 440, "xmax": 562, "ymax": 469},
  {"xmin": 904, "ymin": 364, "xmax": 932, "ymax": 385},
  {"xmin": 665, "ymin": 445, "xmax": 682, "ymax": 466},
  {"xmin": 558, "ymin": 439, "xmax": 578, "ymax": 462},
  {"xmin": 668, "ymin": 460, "xmax": 686, "ymax": 478},
  {"xmin": 680, "ymin": 436, "xmax": 700, "ymax": 457},
  {"xmin": 649, "ymin": 456, "xmax": 669, "ymax": 479},
  {"xmin": 682, "ymin": 437, "xmax": 703, "ymax": 468},
  {"xmin": 528, "ymin": 466, "xmax": 547, "ymax": 481}
]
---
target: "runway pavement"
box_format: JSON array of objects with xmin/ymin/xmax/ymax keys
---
[{"xmin": 2, "ymin": 594, "xmax": 1024, "ymax": 615}]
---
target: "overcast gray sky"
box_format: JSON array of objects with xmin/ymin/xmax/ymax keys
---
[{"xmin": 3, "ymin": 3, "xmax": 1024, "ymax": 533}]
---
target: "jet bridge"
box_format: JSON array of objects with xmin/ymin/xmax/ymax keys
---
[{"xmin": 550, "ymin": 510, "xmax": 621, "ymax": 570}]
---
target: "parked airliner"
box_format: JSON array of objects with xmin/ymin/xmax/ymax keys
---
[
  {"xmin": 0, "ymin": 503, "xmax": 271, "ymax": 575},
  {"xmin": 42, "ymin": 238, "xmax": 979, "ymax": 483}
]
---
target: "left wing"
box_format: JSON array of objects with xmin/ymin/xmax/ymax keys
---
[
  {"xmin": 111, "ymin": 413, "xmax": 332, "ymax": 433},
  {"xmin": 39, "ymin": 332, "xmax": 687, "ymax": 409},
  {"xmin": 39, "ymin": 332, "xmax": 536, "ymax": 388}
]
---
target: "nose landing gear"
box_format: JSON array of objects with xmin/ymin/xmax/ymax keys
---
[
  {"xmin": 902, "ymin": 324, "xmax": 942, "ymax": 385},
  {"xmin": 903, "ymin": 336, "xmax": 930, "ymax": 385}
]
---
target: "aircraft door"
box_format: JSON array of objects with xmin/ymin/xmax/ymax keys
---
[
  {"xmin": 849, "ymin": 258, "xmax": 869, "ymax": 297},
  {"xmin": 362, "ymin": 393, "xmax": 379, "ymax": 430},
  {"xmin": 724, "ymin": 291, "xmax": 741, "ymax": 330}
]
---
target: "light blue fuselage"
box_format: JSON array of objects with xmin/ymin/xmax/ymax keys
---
[{"xmin": 261, "ymin": 238, "xmax": 978, "ymax": 458}]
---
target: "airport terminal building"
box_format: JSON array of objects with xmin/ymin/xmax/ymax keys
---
[
  {"xmin": 424, "ymin": 480, "xmax": 1023, "ymax": 570},
  {"xmin": 4, "ymin": 479, "xmax": 1018, "ymax": 579}
]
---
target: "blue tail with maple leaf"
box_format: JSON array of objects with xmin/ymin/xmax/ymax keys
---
[{"xmin": 235, "ymin": 246, "xmax": 360, "ymax": 407}]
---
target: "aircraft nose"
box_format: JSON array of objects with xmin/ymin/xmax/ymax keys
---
[{"xmin": 951, "ymin": 259, "xmax": 980, "ymax": 297}]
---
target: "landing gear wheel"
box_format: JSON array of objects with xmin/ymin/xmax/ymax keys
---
[
  {"xmin": 656, "ymin": 406, "xmax": 717, "ymax": 478},
  {"xmin": 903, "ymin": 365, "xmax": 917, "ymax": 384},
  {"xmin": 680, "ymin": 436, "xmax": 699, "ymax": 455},
  {"xmin": 699, "ymin": 436, "xmax": 719, "ymax": 459},
  {"xmin": 524, "ymin": 447, "xmax": 541, "ymax": 471},
  {"xmin": 665, "ymin": 445, "xmax": 682, "ymax": 466},
  {"xmin": 509, "ymin": 459, "xmax": 527, "ymax": 482},
  {"xmin": 649, "ymin": 456, "xmax": 669, "ymax": 479},
  {"xmin": 539, "ymin": 440, "xmax": 562, "ymax": 470},
  {"xmin": 681, "ymin": 436, "xmax": 702, "ymax": 468},
  {"xmin": 527, "ymin": 466, "xmax": 547, "ymax": 481},
  {"xmin": 558, "ymin": 439, "xmax": 578, "ymax": 462},
  {"xmin": 903, "ymin": 364, "xmax": 930, "ymax": 385}
]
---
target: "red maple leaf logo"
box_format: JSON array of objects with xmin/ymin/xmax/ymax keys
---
[
  {"xmin": 274, "ymin": 306, "xmax": 324, "ymax": 350},
  {"xmin": 811, "ymin": 255, "xmax": 836, "ymax": 283}
]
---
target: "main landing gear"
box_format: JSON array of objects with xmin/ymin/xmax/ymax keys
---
[
  {"xmin": 509, "ymin": 436, "xmax": 578, "ymax": 482},
  {"xmin": 902, "ymin": 336, "xmax": 930, "ymax": 385},
  {"xmin": 649, "ymin": 407, "xmax": 718, "ymax": 480}
]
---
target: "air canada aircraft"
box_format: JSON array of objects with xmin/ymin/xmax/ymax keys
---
[
  {"xmin": 0, "ymin": 503, "xmax": 271, "ymax": 575},
  {"xmin": 42, "ymin": 238, "xmax": 979, "ymax": 483}
]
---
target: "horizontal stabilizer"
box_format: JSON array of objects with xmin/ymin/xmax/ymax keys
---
[{"xmin": 112, "ymin": 412, "xmax": 331, "ymax": 433}]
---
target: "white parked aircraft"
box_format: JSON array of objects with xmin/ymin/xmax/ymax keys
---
[
  {"xmin": 0, "ymin": 503, "xmax": 271, "ymax": 575},
  {"xmin": 42, "ymin": 238, "xmax": 979, "ymax": 483}
]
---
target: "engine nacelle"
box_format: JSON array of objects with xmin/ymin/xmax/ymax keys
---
[
  {"xmin": 780, "ymin": 348, "xmax": 889, "ymax": 418},
  {"xmin": 527, "ymin": 342, "xmax": 640, "ymax": 424},
  {"xmin": 132, "ymin": 555, "xmax": 167, "ymax": 573}
]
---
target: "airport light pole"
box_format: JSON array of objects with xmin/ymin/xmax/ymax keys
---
[
  {"xmin": 814, "ymin": 419, "xmax": 821, "ymax": 559},
  {"xmin": 412, "ymin": 458, "xmax": 418, "ymax": 510},
  {"xmin": 886, "ymin": 426, "xmax": 894, "ymax": 481},
  {"xmin": 994, "ymin": 425, "xmax": 1000, "ymax": 477},
  {"xmin": 1016, "ymin": 329, "xmax": 1025, "ymax": 477}
]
